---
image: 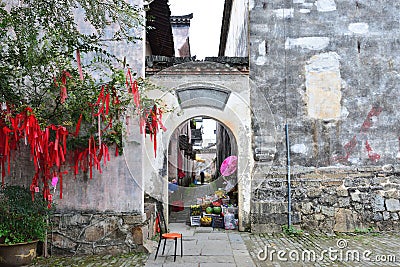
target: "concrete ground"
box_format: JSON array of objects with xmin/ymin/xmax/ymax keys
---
[
  {"xmin": 30, "ymin": 224, "xmax": 400, "ymax": 267},
  {"xmin": 144, "ymin": 224, "xmax": 400, "ymax": 267},
  {"xmin": 144, "ymin": 223, "xmax": 254, "ymax": 267}
]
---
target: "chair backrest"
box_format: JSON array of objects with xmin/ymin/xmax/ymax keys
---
[{"xmin": 156, "ymin": 211, "xmax": 168, "ymax": 235}]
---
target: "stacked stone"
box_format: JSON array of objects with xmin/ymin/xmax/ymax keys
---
[{"xmin": 251, "ymin": 166, "xmax": 400, "ymax": 233}]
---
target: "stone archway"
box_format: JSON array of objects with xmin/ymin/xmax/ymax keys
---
[
  {"xmin": 143, "ymin": 61, "xmax": 253, "ymax": 231},
  {"xmin": 167, "ymin": 116, "xmax": 237, "ymax": 214}
]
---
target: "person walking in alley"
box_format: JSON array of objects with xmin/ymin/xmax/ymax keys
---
[{"xmin": 200, "ymin": 171, "xmax": 205, "ymax": 184}]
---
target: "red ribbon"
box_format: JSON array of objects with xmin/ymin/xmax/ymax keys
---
[
  {"xmin": 144, "ymin": 105, "xmax": 167, "ymax": 157},
  {"xmin": 126, "ymin": 69, "xmax": 140, "ymax": 109},
  {"xmin": 74, "ymin": 114, "xmax": 83, "ymax": 136},
  {"xmin": 59, "ymin": 71, "xmax": 72, "ymax": 104},
  {"xmin": 76, "ymin": 49, "xmax": 84, "ymax": 81},
  {"xmin": 0, "ymin": 69, "xmax": 167, "ymax": 205}
]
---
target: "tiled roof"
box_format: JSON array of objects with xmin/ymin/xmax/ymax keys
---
[
  {"xmin": 145, "ymin": 56, "xmax": 249, "ymax": 75},
  {"xmin": 170, "ymin": 13, "xmax": 193, "ymax": 26}
]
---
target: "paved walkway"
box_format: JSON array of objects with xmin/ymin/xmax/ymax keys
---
[
  {"xmin": 144, "ymin": 223, "xmax": 255, "ymax": 267},
  {"xmin": 30, "ymin": 252, "xmax": 148, "ymax": 266},
  {"xmin": 30, "ymin": 226, "xmax": 400, "ymax": 267},
  {"xmin": 245, "ymin": 232, "xmax": 400, "ymax": 267}
]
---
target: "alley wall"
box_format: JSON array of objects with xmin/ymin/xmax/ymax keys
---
[{"xmin": 249, "ymin": 0, "xmax": 400, "ymax": 232}]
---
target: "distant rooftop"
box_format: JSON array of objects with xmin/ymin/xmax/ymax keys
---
[
  {"xmin": 170, "ymin": 13, "xmax": 193, "ymax": 26},
  {"xmin": 145, "ymin": 56, "xmax": 249, "ymax": 76}
]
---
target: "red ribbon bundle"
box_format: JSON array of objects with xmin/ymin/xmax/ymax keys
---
[
  {"xmin": 73, "ymin": 135, "xmax": 110, "ymax": 179},
  {"xmin": 144, "ymin": 105, "xmax": 167, "ymax": 157},
  {"xmin": 125, "ymin": 70, "xmax": 167, "ymax": 156},
  {"xmin": 76, "ymin": 49, "xmax": 84, "ymax": 81},
  {"xmin": 126, "ymin": 69, "xmax": 140, "ymax": 109},
  {"xmin": 0, "ymin": 69, "xmax": 167, "ymax": 207},
  {"xmin": 1, "ymin": 107, "xmax": 69, "ymax": 206},
  {"xmin": 54, "ymin": 71, "xmax": 72, "ymax": 104}
]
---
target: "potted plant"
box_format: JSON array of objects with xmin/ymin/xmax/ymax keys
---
[{"xmin": 0, "ymin": 185, "xmax": 51, "ymax": 267}]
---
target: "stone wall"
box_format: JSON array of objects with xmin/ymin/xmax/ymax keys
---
[
  {"xmin": 250, "ymin": 0, "xmax": 400, "ymax": 167},
  {"xmin": 49, "ymin": 203, "xmax": 157, "ymax": 255},
  {"xmin": 249, "ymin": 0, "xmax": 400, "ymax": 232},
  {"xmin": 251, "ymin": 166, "xmax": 400, "ymax": 233}
]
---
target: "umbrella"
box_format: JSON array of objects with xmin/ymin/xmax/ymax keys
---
[{"xmin": 220, "ymin": 155, "xmax": 238, "ymax": 176}]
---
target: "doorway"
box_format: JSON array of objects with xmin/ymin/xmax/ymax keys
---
[
  {"xmin": 144, "ymin": 61, "xmax": 252, "ymax": 231},
  {"xmin": 167, "ymin": 116, "xmax": 238, "ymax": 224}
]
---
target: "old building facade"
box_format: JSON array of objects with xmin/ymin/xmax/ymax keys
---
[
  {"xmin": 246, "ymin": 0, "xmax": 400, "ymax": 233},
  {"xmin": 143, "ymin": 0, "xmax": 400, "ymax": 236},
  {"xmin": 4, "ymin": 0, "xmax": 400, "ymax": 255}
]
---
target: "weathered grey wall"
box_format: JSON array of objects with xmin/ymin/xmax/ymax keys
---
[
  {"xmin": 6, "ymin": 128, "xmax": 144, "ymax": 212},
  {"xmin": 75, "ymin": 0, "xmax": 145, "ymax": 76},
  {"xmin": 249, "ymin": 0, "xmax": 400, "ymax": 232},
  {"xmin": 171, "ymin": 22, "xmax": 191, "ymax": 57},
  {"xmin": 3, "ymin": 0, "xmax": 149, "ymax": 255},
  {"xmin": 224, "ymin": 0, "xmax": 249, "ymax": 57},
  {"xmin": 250, "ymin": 0, "xmax": 400, "ymax": 166}
]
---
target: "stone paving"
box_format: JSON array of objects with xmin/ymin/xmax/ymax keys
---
[
  {"xmin": 144, "ymin": 222, "xmax": 254, "ymax": 267},
  {"xmin": 244, "ymin": 232, "xmax": 400, "ymax": 267},
  {"xmin": 30, "ymin": 252, "xmax": 148, "ymax": 267},
  {"xmin": 30, "ymin": 226, "xmax": 400, "ymax": 267}
]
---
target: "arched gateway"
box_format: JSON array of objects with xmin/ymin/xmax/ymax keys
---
[{"xmin": 143, "ymin": 61, "xmax": 253, "ymax": 230}]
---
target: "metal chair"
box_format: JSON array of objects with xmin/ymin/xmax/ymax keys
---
[{"xmin": 154, "ymin": 211, "xmax": 183, "ymax": 262}]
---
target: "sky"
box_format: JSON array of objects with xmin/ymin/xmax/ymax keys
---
[{"xmin": 168, "ymin": 0, "xmax": 225, "ymax": 59}]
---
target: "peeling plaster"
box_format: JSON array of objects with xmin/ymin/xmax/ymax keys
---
[
  {"xmin": 285, "ymin": 37, "xmax": 330, "ymax": 50},
  {"xmin": 249, "ymin": 0, "xmax": 255, "ymax": 10},
  {"xmin": 316, "ymin": 0, "xmax": 337, "ymax": 12},
  {"xmin": 302, "ymin": 3, "xmax": 314, "ymax": 8},
  {"xmin": 299, "ymin": 9, "xmax": 311, "ymax": 14},
  {"xmin": 291, "ymin": 143, "xmax": 308, "ymax": 154},
  {"xmin": 305, "ymin": 52, "xmax": 342, "ymax": 120},
  {"xmin": 273, "ymin": 8, "xmax": 294, "ymax": 19},
  {"xmin": 348, "ymin": 157, "xmax": 360, "ymax": 165},
  {"xmin": 348, "ymin": 23, "xmax": 369, "ymax": 34},
  {"xmin": 258, "ymin": 40, "xmax": 266, "ymax": 55},
  {"xmin": 255, "ymin": 56, "xmax": 268, "ymax": 65},
  {"xmin": 306, "ymin": 52, "xmax": 340, "ymax": 72},
  {"xmin": 341, "ymin": 106, "xmax": 349, "ymax": 119}
]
